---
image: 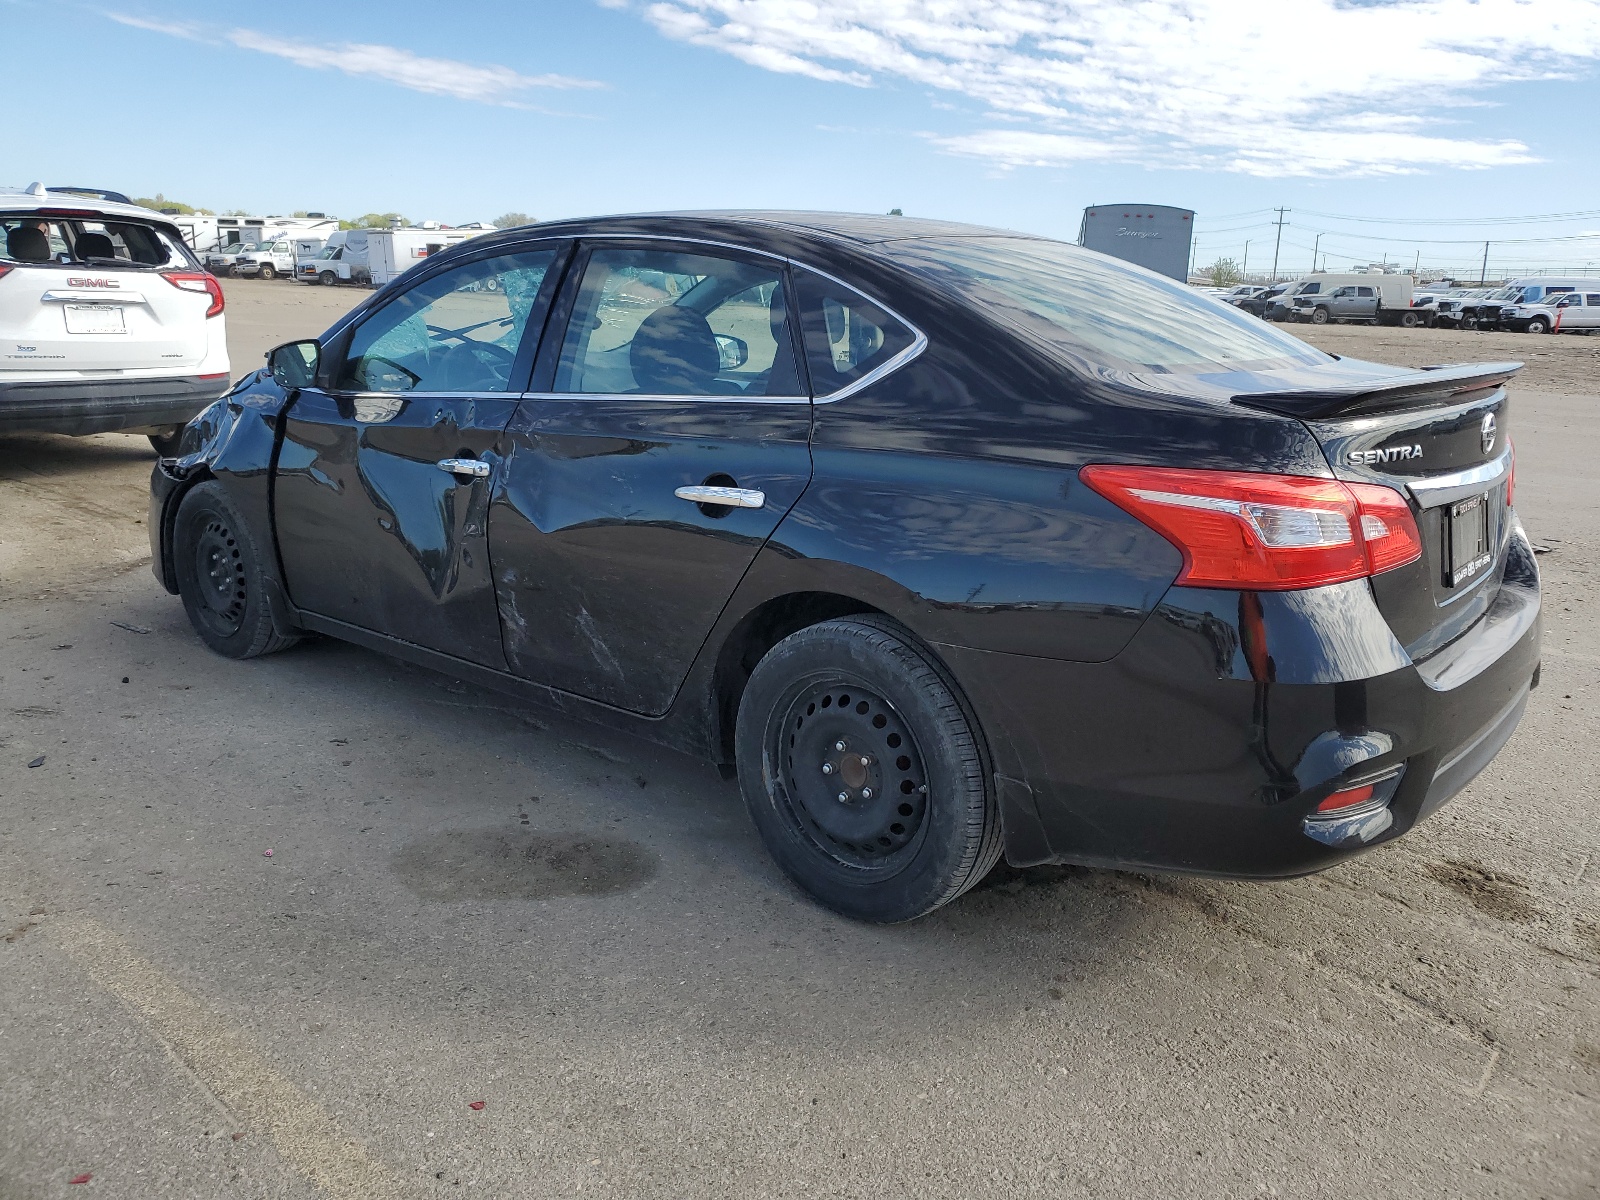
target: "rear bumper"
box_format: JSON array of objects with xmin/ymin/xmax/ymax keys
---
[
  {"xmin": 943, "ymin": 525, "xmax": 1542, "ymax": 878},
  {"xmin": 0, "ymin": 373, "xmax": 230, "ymax": 436}
]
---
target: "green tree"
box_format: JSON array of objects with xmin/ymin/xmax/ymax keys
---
[
  {"xmin": 1207, "ymin": 257, "xmax": 1242, "ymax": 286},
  {"xmin": 339, "ymin": 212, "xmax": 408, "ymax": 230},
  {"xmin": 130, "ymin": 192, "xmax": 211, "ymax": 215},
  {"xmin": 887, "ymin": 208, "xmax": 904, "ymax": 216},
  {"xmin": 492, "ymin": 212, "xmax": 534, "ymax": 229}
]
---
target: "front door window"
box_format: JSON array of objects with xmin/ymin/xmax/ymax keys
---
[{"xmin": 338, "ymin": 251, "xmax": 555, "ymax": 394}]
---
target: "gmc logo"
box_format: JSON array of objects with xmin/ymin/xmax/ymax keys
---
[{"xmin": 65, "ymin": 277, "xmax": 119, "ymax": 288}]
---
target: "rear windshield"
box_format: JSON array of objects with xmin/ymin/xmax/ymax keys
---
[
  {"xmin": 885, "ymin": 237, "xmax": 1330, "ymax": 374},
  {"xmin": 2, "ymin": 214, "xmax": 190, "ymax": 269}
]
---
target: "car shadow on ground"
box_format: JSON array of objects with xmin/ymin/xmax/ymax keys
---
[{"xmin": 0, "ymin": 431, "xmax": 157, "ymax": 475}]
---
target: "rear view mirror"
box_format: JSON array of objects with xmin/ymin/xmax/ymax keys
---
[
  {"xmin": 715, "ymin": 334, "xmax": 748, "ymax": 371},
  {"xmin": 267, "ymin": 340, "xmax": 320, "ymax": 389}
]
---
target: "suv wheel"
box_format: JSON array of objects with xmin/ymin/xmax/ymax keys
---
[
  {"xmin": 1309, "ymin": 306, "xmax": 1331, "ymax": 325},
  {"xmin": 735, "ymin": 616, "xmax": 1002, "ymax": 922},
  {"xmin": 172, "ymin": 482, "xmax": 298, "ymax": 659},
  {"xmin": 1525, "ymin": 317, "xmax": 1549, "ymax": 335},
  {"xmin": 147, "ymin": 426, "xmax": 185, "ymax": 456}
]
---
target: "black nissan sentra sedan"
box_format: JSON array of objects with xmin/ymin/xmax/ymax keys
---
[{"xmin": 149, "ymin": 213, "xmax": 1540, "ymax": 922}]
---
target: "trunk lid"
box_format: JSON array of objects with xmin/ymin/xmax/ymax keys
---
[
  {"xmin": 2, "ymin": 213, "xmax": 211, "ymax": 375},
  {"xmin": 1233, "ymin": 361, "xmax": 1520, "ymax": 659}
]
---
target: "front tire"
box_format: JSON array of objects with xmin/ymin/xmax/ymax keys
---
[
  {"xmin": 258, "ymin": 264, "xmax": 276, "ymax": 281},
  {"xmin": 320, "ymin": 271, "xmax": 338, "ymax": 287},
  {"xmin": 173, "ymin": 482, "xmax": 298, "ymax": 659},
  {"xmin": 1526, "ymin": 317, "xmax": 1549, "ymax": 334},
  {"xmin": 735, "ymin": 616, "xmax": 1002, "ymax": 922},
  {"xmin": 1309, "ymin": 306, "xmax": 1331, "ymax": 325}
]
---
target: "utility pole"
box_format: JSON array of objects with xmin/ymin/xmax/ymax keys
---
[
  {"xmin": 1269, "ymin": 208, "xmax": 1288, "ymax": 281},
  {"xmin": 1479, "ymin": 241, "xmax": 1490, "ymax": 286},
  {"xmin": 1311, "ymin": 233, "xmax": 1322, "ymax": 275},
  {"xmin": 1242, "ymin": 240, "xmax": 1250, "ymax": 279},
  {"xmin": 1413, "ymin": 250, "xmax": 1420, "ymax": 276}
]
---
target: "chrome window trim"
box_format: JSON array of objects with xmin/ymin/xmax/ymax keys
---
[
  {"xmin": 317, "ymin": 230, "xmax": 931, "ymax": 404},
  {"xmin": 1406, "ymin": 447, "xmax": 1512, "ymax": 509},
  {"xmin": 520, "ymin": 391, "xmax": 811, "ymax": 406}
]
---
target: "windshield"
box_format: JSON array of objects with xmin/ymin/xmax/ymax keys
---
[
  {"xmin": 886, "ymin": 237, "xmax": 1328, "ymax": 374},
  {"xmin": 1486, "ymin": 287, "xmax": 1520, "ymax": 301},
  {"xmin": 2, "ymin": 215, "xmax": 185, "ymax": 268}
]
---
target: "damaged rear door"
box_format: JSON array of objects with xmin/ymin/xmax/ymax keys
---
[
  {"xmin": 273, "ymin": 244, "xmax": 565, "ymax": 665},
  {"xmin": 489, "ymin": 240, "xmax": 812, "ymax": 715}
]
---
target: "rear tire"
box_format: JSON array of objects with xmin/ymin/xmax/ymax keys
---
[
  {"xmin": 735, "ymin": 616, "xmax": 1002, "ymax": 923},
  {"xmin": 1401, "ymin": 311, "xmax": 1419, "ymax": 328},
  {"xmin": 147, "ymin": 426, "xmax": 185, "ymax": 457},
  {"xmin": 173, "ymin": 482, "xmax": 298, "ymax": 659},
  {"xmin": 320, "ymin": 271, "xmax": 338, "ymax": 287}
]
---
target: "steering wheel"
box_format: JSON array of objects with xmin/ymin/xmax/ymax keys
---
[{"xmin": 437, "ymin": 340, "xmax": 517, "ymax": 391}]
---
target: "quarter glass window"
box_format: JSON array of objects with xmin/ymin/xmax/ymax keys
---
[
  {"xmin": 791, "ymin": 268, "xmax": 916, "ymax": 395},
  {"xmin": 338, "ymin": 250, "xmax": 555, "ymax": 393},
  {"xmin": 554, "ymin": 247, "xmax": 800, "ymax": 396}
]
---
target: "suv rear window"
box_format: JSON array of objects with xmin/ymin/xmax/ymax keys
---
[
  {"xmin": 2, "ymin": 214, "xmax": 188, "ymax": 268},
  {"xmin": 886, "ymin": 237, "xmax": 1329, "ymax": 374}
]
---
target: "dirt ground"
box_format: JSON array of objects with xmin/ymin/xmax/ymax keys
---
[
  {"xmin": 1, "ymin": 279, "xmax": 1597, "ymax": 1199},
  {"xmin": 1287, "ymin": 320, "xmax": 1600, "ymax": 394}
]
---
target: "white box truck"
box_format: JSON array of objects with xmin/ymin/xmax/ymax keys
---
[{"xmin": 295, "ymin": 227, "xmax": 484, "ymax": 287}]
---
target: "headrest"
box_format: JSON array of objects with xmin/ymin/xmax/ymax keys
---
[
  {"xmin": 75, "ymin": 232, "xmax": 116, "ymax": 261},
  {"xmin": 6, "ymin": 226, "xmax": 50, "ymax": 262},
  {"xmin": 629, "ymin": 306, "xmax": 720, "ymax": 394}
]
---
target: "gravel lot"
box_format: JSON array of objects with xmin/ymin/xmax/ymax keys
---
[{"xmin": 2, "ymin": 279, "xmax": 1597, "ymax": 1199}]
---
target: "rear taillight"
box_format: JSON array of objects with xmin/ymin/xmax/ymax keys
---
[
  {"xmin": 161, "ymin": 270, "xmax": 225, "ymax": 318},
  {"xmin": 1080, "ymin": 465, "xmax": 1423, "ymax": 590},
  {"xmin": 0, "ymin": 264, "xmax": 11, "ymax": 282}
]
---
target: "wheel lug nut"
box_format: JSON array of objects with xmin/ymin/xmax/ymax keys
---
[
  {"xmin": 859, "ymin": 756, "xmax": 870, "ymax": 767},
  {"xmin": 834, "ymin": 740, "xmax": 846, "ymax": 751},
  {"xmin": 862, "ymin": 787, "xmax": 873, "ymax": 799},
  {"xmin": 837, "ymin": 791, "xmax": 849, "ymax": 803},
  {"xmin": 821, "ymin": 762, "xmax": 833, "ymax": 775}
]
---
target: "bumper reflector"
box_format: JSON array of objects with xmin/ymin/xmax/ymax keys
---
[{"xmin": 1302, "ymin": 768, "xmax": 1405, "ymax": 849}]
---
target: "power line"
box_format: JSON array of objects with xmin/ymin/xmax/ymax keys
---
[{"xmin": 1294, "ymin": 206, "xmax": 1600, "ymax": 227}]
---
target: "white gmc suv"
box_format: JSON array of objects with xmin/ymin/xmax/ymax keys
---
[{"xmin": 2, "ymin": 183, "xmax": 230, "ymax": 453}]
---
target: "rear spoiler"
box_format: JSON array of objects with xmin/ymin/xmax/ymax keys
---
[{"xmin": 1232, "ymin": 362, "xmax": 1522, "ymax": 420}]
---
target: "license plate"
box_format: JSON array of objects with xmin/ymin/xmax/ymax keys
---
[
  {"xmin": 1446, "ymin": 493, "xmax": 1491, "ymax": 587},
  {"xmin": 63, "ymin": 304, "xmax": 126, "ymax": 335}
]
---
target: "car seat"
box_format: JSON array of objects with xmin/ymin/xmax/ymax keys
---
[
  {"xmin": 629, "ymin": 306, "xmax": 721, "ymax": 394},
  {"xmin": 74, "ymin": 232, "xmax": 117, "ymax": 261},
  {"xmin": 6, "ymin": 226, "xmax": 51, "ymax": 262}
]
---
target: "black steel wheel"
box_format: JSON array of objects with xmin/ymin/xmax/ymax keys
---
[
  {"xmin": 736, "ymin": 616, "xmax": 1002, "ymax": 922},
  {"xmin": 172, "ymin": 482, "xmax": 298, "ymax": 659}
]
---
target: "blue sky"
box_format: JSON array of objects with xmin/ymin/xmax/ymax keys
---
[{"xmin": 9, "ymin": 0, "xmax": 1600, "ymax": 276}]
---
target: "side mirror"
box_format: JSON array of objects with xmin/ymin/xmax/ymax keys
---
[
  {"xmin": 714, "ymin": 334, "xmax": 749, "ymax": 371},
  {"xmin": 267, "ymin": 339, "xmax": 320, "ymax": 390}
]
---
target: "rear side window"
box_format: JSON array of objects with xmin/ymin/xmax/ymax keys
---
[{"xmin": 791, "ymin": 268, "xmax": 916, "ymax": 395}]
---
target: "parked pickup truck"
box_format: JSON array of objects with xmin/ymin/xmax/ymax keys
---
[
  {"xmin": 232, "ymin": 236, "xmax": 311, "ymax": 281},
  {"xmin": 1291, "ymin": 276, "xmax": 1417, "ymax": 326},
  {"xmin": 1502, "ymin": 290, "xmax": 1600, "ymax": 334}
]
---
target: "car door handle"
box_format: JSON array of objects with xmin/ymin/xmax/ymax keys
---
[
  {"xmin": 674, "ymin": 485, "xmax": 765, "ymax": 509},
  {"xmin": 437, "ymin": 458, "xmax": 491, "ymax": 478}
]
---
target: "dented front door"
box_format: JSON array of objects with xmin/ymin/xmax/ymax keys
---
[{"xmin": 272, "ymin": 245, "xmax": 563, "ymax": 666}]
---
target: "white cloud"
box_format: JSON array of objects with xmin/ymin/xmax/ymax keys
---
[
  {"xmin": 106, "ymin": 12, "xmax": 603, "ymax": 105},
  {"xmin": 630, "ymin": 0, "xmax": 1600, "ymax": 176}
]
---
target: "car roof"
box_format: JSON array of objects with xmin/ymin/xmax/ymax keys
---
[
  {"xmin": 494, "ymin": 210, "xmax": 1043, "ymax": 249},
  {"xmin": 0, "ymin": 185, "xmax": 181, "ymax": 228}
]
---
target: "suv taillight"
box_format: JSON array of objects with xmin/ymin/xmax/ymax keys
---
[
  {"xmin": 1080, "ymin": 465, "xmax": 1423, "ymax": 590},
  {"xmin": 160, "ymin": 270, "xmax": 225, "ymax": 318}
]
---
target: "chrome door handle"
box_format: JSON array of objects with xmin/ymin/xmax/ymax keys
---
[
  {"xmin": 437, "ymin": 457, "xmax": 490, "ymax": 478},
  {"xmin": 674, "ymin": 485, "xmax": 765, "ymax": 509}
]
